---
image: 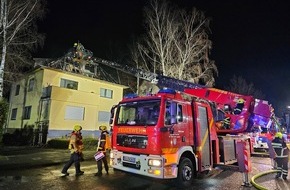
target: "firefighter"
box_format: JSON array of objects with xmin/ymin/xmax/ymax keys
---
[
  {"xmin": 95, "ymin": 125, "xmax": 109, "ymax": 176},
  {"xmin": 271, "ymin": 132, "xmax": 289, "ymax": 180},
  {"xmin": 61, "ymin": 124, "xmax": 84, "ymax": 176},
  {"xmin": 233, "ymin": 98, "xmax": 245, "ymax": 115}
]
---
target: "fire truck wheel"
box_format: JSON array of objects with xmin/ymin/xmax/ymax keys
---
[{"xmin": 176, "ymin": 157, "xmax": 194, "ymax": 187}]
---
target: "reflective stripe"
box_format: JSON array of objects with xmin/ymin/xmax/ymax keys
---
[
  {"xmin": 276, "ymin": 155, "xmax": 288, "ymax": 158},
  {"xmin": 282, "ymin": 147, "xmax": 287, "ymax": 156},
  {"xmin": 272, "ymin": 142, "xmax": 282, "ymax": 147},
  {"xmin": 271, "ymin": 140, "xmax": 288, "ymax": 157}
]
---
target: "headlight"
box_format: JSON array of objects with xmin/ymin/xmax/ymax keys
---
[{"xmin": 148, "ymin": 159, "xmax": 162, "ymax": 167}]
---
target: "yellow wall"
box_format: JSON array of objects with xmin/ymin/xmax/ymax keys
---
[
  {"xmin": 7, "ymin": 69, "xmax": 44, "ymax": 129},
  {"xmin": 7, "ymin": 67, "xmax": 126, "ymax": 138}
]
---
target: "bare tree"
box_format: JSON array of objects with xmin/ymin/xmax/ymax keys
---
[
  {"xmin": 225, "ymin": 75, "xmax": 265, "ymax": 99},
  {"xmin": 136, "ymin": 0, "xmax": 217, "ymax": 87},
  {"xmin": 0, "ymin": 0, "xmax": 46, "ymax": 99}
]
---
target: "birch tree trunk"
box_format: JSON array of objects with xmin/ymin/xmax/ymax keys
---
[
  {"xmin": 0, "ymin": 0, "xmax": 7, "ymax": 99},
  {"xmin": 0, "ymin": 0, "xmax": 45, "ymax": 98}
]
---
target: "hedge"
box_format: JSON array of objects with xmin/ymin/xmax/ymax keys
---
[{"xmin": 47, "ymin": 137, "xmax": 98, "ymax": 150}]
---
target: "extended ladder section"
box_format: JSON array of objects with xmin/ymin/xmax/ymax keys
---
[
  {"xmin": 93, "ymin": 58, "xmax": 205, "ymax": 91},
  {"xmin": 93, "ymin": 58, "xmax": 158, "ymax": 83},
  {"xmin": 156, "ymin": 75, "xmax": 205, "ymax": 91}
]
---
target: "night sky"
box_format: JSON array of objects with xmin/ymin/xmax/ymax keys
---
[{"xmin": 35, "ymin": 0, "xmax": 290, "ymax": 115}]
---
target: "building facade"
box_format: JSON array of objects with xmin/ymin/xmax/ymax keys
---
[{"xmin": 6, "ymin": 66, "xmax": 126, "ymax": 142}]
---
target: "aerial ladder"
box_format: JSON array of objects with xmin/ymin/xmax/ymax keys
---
[{"xmin": 90, "ymin": 58, "xmax": 275, "ymax": 137}]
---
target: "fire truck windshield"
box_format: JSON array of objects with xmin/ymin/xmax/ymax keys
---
[{"xmin": 116, "ymin": 100, "xmax": 161, "ymax": 126}]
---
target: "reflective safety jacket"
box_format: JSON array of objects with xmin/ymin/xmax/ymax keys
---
[
  {"xmin": 271, "ymin": 137, "xmax": 289, "ymax": 158},
  {"xmin": 68, "ymin": 132, "xmax": 84, "ymax": 154},
  {"xmin": 233, "ymin": 103, "xmax": 244, "ymax": 115},
  {"xmin": 97, "ymin": 130, "xmax": 110, "ymax": 153}
]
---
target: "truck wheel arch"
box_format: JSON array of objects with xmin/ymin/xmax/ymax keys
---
[{"xmin": 177, "ymin": 148, "xmax": 197, "ymax": 173}]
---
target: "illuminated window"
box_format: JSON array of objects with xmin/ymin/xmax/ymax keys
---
[
  {"xmin": 15, "ymin": 84, "xmax": 20, "ymax": 96},
  {"xmin": 11, "ymin": 108, "xmax": 17, "ymax": 120},
  {"xmin": 23, "ymin": 106, "xmax": 32, "ymax": 120},
  {"xmin": 100, "ymin": 88, "xmax": 113, "ymax": 99},
  {"xmin": 28, "ymin": 78, "xmax": 35, "ymax": 92},
  {"xmin": 60, "ymin": 78, "xmax": 78, "ymax": 90}
]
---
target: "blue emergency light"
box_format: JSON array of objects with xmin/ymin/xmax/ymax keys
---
[
  {"xmin": 124, "ymin": 93, "xmax": 138, "ymax": 99},
  {"xmin": 158, "ymin": 88, "xmax": 176, "ymax": 94}
]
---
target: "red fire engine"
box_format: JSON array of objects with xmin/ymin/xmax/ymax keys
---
[
  {"xmin": 82, "ymin": 56, "xmax": 277, "ymax": 187},
  {"xmin": 108, "ymin": 85, "xmax": 253, "ymax": 187}
]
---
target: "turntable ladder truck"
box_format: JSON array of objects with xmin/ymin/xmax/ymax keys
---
[{"xmin": 94, "ymin": 61, "xmax": 256, "ymax": 187}]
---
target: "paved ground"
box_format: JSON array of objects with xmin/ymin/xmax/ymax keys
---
[
  {"xmin": 0, "ymin": 146, "xmax": 96, "ymax": 170},
  {"xmin": 0, "ymin": 146, "xmax": 289, "ymax": 190}
]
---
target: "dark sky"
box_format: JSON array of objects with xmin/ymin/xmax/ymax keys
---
[{"xmin": 35, "ymin": 0, "xmax": 290, "ymax": 115}]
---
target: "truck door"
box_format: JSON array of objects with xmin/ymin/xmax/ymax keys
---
[
  {"xmin": 194, "ymin": 103, "xmax": 211, "ymax": 171},
  {"xmin": 161, "ymin": 101, "xmax": 187, "ymax": 150}
]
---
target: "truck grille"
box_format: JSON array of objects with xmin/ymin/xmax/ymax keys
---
[{"xmin": 117, "ymin": 135, "xmax": 148, "ymax": 149}]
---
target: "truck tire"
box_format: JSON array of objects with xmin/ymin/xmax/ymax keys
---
[{"xmin": 176, "ymin": 157, "xmax": 194, "ymax": 188}]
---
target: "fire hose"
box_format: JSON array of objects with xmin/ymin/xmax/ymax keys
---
[{"xmin": 250, "ymin": 170, "xmax": 279, "ymax": 190}]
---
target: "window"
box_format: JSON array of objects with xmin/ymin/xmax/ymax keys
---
[
  {"xmin": 165, "ymin": 101, "xmax": 181, "ymax": 125},
  {"xmin": 23, "ymin": 106, "xmax": 32, "ymax": 120},
  {"xmin": 15, "ymin": 84, "xmax": 20, "ymax": 96},
  {"xmin": 116, "ymin": 100, "xmax": 160, "ymax": 126},
  {"xmin": 100, "ymin": 88, "xmax": 113, "ymax": 99},
  {"xmin": 11, "ymin": 108, "xmax": 17, "ymax": 120},
  {"xmin": 98, "ymin": 111, "xmax": 111, "ymax": 122},
  {"xmin": 177, "ymin": 104, "xmax": 183, "ymax": 122},
  {"xmin": 60, "ymin": 78, "xmax": 78, "ymax": 90},
  {"xmin": 28, "ymin": 78, "xmax": 35, "ymax": 92},
  {"xmin": 65, "ymin": 106, "xmax": 84, "ymax": 120}
]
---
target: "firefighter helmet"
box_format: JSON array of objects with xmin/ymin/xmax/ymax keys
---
[
  {"xmin": 73, "ymin": 124, "xmax": 82, "ymax": 132},
  {"xmin": 275, "ymin": 132, "xmax": 283, "ymax": 139},
  {"xmin": 99, "ymin": 125, "xmax": 107, "ymax": 131},
  {"xmin": 237, "ymin": 98, "xmax": 245, "ymax": 104}
]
